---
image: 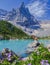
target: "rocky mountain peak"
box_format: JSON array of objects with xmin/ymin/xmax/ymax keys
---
[
  {"xmin": 20, "ymin": 2, "xmax": 25, "ymax": 8},
  {"xmin": 0, "ymin": 2, "xmax": 40, "ymax": 30}
]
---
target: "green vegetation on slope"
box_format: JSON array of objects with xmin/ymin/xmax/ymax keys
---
[{"xmin": 0, "ymin": 20, "xmax": 30, "ymax": 39}]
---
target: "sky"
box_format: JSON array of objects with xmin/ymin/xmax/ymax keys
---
[{"xmin": 0, "ymin": 0, "xmax": 50, "ymax": 20}]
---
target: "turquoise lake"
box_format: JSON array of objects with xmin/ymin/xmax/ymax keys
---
[
  {"xmin": 0, "ymin": 40, "xmax": 34, "ymax": 57},
  {"xmin": 0, "ymin": 39, "xmax": 50, "ymax": 57}
]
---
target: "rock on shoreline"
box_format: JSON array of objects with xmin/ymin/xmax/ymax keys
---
[
  {"xmin": 0, "ymin": 48, "xmax": 19, "ymax": 63},
  {"xmin": 26, "ymin": 40, "xmax": 40, "ymax": 53},
  {"xmin": 47, "ymin": 44, "xmax": 50, "ymax": 52}
]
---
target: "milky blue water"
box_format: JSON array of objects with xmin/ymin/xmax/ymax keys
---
[
  {"xmin": 0, "ymin": 39, "xmax": 50, "ymax": 57},
  {"xmin": 0, "ymin": 39, "xmax": 33, "ymax": 57},
  {"xmin": 39, "ymin": 40, "xmax": 50, "ymax": 46}
]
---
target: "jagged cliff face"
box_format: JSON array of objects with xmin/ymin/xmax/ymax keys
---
[
  {"xmin": 0, "ymin": 2, "xmax": 40, "ymax": 32},
  {"xmin": 16, "ymin": 2, "xmax": 39, "ymax": 26}
]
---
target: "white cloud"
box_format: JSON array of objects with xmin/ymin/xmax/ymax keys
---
[{"xmin": 26, "ymin": 0, "xmax": 48, "ymax": 18}]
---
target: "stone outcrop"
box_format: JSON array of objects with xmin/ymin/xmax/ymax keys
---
[
  {"xmin": 26, "ymin": 40, "xmax": 40, "ymax": 53},
  {"xmin": 47, "ymin": 44, "xmax": 50, "ymax": 52},
  {"xmin": 0, "ymin": 48, "xmax": 18, "ymax": 63}
]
